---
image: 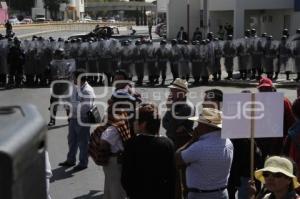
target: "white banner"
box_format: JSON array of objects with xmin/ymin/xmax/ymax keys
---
[{"xmin": 221, "ymin": 92, "xmax": 284, "ymax": 139}]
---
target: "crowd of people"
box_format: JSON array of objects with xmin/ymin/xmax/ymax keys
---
[
  {"xmin": 49, "ymin": 62, "xmax": 300, "ymax": 199},
  {"xmin": 1, "ymin": 27, "xmax": 300, "ymax": 88}
]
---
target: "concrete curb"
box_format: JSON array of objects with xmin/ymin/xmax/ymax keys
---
[
  {"xmin": 18, "ymin": 30, "xmax": 62, "ymax": 39},
  {"xmin": 203, "ymin": 80, "xmax": 300, "ymax": 89}
]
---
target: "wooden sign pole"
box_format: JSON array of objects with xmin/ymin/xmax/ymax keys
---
[{"xmin": 250, "ymin": 93, "xmax": 256, "ymax": 181}]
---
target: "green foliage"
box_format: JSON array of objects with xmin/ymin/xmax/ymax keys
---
[{"xmin": 9, "ymin": 0, "xmax": 35, "ymax": 13}]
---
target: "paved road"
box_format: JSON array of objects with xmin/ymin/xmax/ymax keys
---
[
  {"xmin": 0, "ymin": 85, "xmax": 298, "ymax": 199},
  {"xmin": 0, "ymin": 26, "xmax": 299, "ymax": 198}
]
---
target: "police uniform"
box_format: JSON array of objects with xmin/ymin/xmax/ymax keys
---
[
  {"xmin": 156, "ymin": 40, "xmax": 169, "ymax": 85},
  {"xmin": 223, "ymin": 35, "xmax": 236, "ymax": 80}
]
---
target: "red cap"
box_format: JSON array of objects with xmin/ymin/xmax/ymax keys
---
[{"xmin": 257, "ymin": 77, "xmax": 273, "ymax": 88}]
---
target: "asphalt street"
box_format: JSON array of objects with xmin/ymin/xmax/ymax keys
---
[
  {"xmin": 0, "ymin": 27, "xmax": 300, "ymax": 198},
  {"xmin": 0, "ymin": 85, "xmax": 298, "ymax": 199}
]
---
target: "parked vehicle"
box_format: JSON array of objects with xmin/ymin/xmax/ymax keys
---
[
  {"xmin": 8, "ymin": 17, "xmax": 20, "ymax": 25},
  {"xmin": 20, "ymin": 17, "xmax": 33, "ymax": 24},
  {"xmin": 35, "ymin": 15, "xmax": 46, "ymax": 22},
  {"xmin": 155, "ymin": 23, "xmax": 167, "ymax": 38}
]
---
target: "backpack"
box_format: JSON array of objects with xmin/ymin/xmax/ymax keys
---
[{"xmin": 88, "ymin": 124, "xmax": 111, "ymax": 166}]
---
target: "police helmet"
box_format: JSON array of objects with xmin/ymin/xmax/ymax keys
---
[
  {"xmin": 281, "ymin": 35, "xmax": 287, "ymax": 41},
  {"xmin": 297, "ymin": 29, "xmax": 300, "ymax": 34},
  {"xmin": 160, "ymin": 39, "xmax": 167, "ymax": 45},
  {"xmin": 135, "ymin": 40, "xmax": 141, "ymax": 45},
  {"xmin": 261, "ymin": 33, "xmax": 267, "ymax": 37},
  {"xmin": 227, "ymin": 35, "xmax": 233, "ymax": 40},
  {"xmin": 251, "ymin": 28, "xmax": 256, "ymax": 35},
  {"xmin": 54, "ymin": 48, "xmax": 65, "ymax": 56},
  {"xmin": 267, "ymin": 35, "xmax": 273, "ymax": 40},
  {"xmin": 171, "ymin": 39, "xmax": 177, "ymax": 45}
]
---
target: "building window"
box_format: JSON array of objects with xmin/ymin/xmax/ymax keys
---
[
  {"xmin": 284, "ymin": 15, "xmax": 291, "ymax": 29},
  {"xmin": 268, "ymin": 16, "xmax": 272, "ymax": 23},
  {"xmin": 262, "ymin": 16, "xmax": 267, "ymax": 23}
]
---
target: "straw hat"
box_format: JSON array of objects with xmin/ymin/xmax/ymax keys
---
[
  {"xmin": 188, "ymin": 108, "xmax": 222, "ymax": 129},
  {"xmin": 168, "ymin": 78, "xmax": 189, "ymax": 92},
  {"xmin": 254, "ymin": 156, "xmax": 300, "ymax": 189}
]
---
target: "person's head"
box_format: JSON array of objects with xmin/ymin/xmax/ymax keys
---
[
  {"xmin": 296, "ymin": 29, "xmax": 300, "ymax": 34},
  {"xmin": 245, "ymin": 29, "xmax": 251, "ymax": 37},
  {"xmin": 292, "ymin": 98, "xmax": 300, "ymax": 120},
  {"xmin": 168, "ymin": 78, "xmax": 189, "ymax": 102},
  {"xmin": 261, "ymin": 32, "xmax": 267, "ymax": 38},
  {"xmin": 136, "ymin": 103, "xmax": 160, "ymax": 135},
  {"xmin": 73, "ymin": 68, "xmax": 87, "ymax": 86},
  {"xmin": 254, "ymin": 156, "xmax": 300, "ymax": 193},
  {"xmin": 196, "ymin": 27, "xmax": 199, "ymax": 31},
  {"xmin": 283, "ymin": 28, "xmax": 289, "ymax": 36},
  {"xmin": 54, "ymin": 48, "xmax": 65, "ymax": 60},
  {"xmin": 257, "ymin": 77, "xmax": 275, "ymax": 92},
  {"xmin": 171, "ymin": 39, "xmax": 177, "ymax": 46},
  {"xmin": 227, "ymin": 35, "xmax": 233, "ymax": 41},
  {"xmin": 251, "ymin": 28, "xmax": 256, "ymax": 36},
  {"xmin": 219, "ymin": 25, "xmax": 223, "ymax": 29},
  {"xmin": 189, "ymin": 108, "xmax": 222, "ymax": 136},
  {"xmin": 203, "ymin": 89, "xmax": 223, "ymax": 110},
  {"xmin": 113, "ymin": 70, "xmax": 130, "ymax": 89},
  {"xmin": 160, "ymin": 39, "xmax": 167, "ymax": 46},
  {"xmin": 180, "ymin": 26, "xmax": 184, "ymax": 31},
  {"xmin": 281, "ymin": 35, "xmax": 287, "ymax": 42}
]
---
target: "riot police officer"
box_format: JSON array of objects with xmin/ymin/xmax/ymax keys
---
[
  {"xmin": 133, "ymin": 40, "xmax": 145, "ymax": 85},
  {"xmin": 223, "ymin": 35, "xmax": 236, "ymax": 80},
  {"xmin": 156, "ymin": 39, "xmax": 169, "ymax": 86}
]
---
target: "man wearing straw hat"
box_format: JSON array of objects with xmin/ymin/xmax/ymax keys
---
[
  {"xmin": 162, "ymin": 78, "xmax": 194, "ymax": 149},
  {"xmin": 176, "ymin": 107, "xmax": 233, "ymax": 199}
]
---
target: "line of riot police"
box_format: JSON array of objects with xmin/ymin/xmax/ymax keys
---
[{"xmin": 1, "ymin": 28, "xmax": 300, "ymax": 88}]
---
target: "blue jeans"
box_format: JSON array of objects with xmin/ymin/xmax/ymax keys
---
[
  {"xmin": 188, "ymin": 189, "xmax": 229, "ymax": 199},
  {"xmin": 67, "ymin": 118, "xmax": 90, "ymax": 167}
]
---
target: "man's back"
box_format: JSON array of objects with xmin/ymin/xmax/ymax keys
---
[
  {"xmin": 122, "ymin": 134, "xmax": 176, "ymax": 199},
  {"xmin": 181, "ymin": 131, "xmax": 233, "ymax": 190}
]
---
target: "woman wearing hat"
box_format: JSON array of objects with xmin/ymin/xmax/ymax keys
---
[{"xmin": 250, "ymin": 156, "xmax": 300, "ymax": 199}]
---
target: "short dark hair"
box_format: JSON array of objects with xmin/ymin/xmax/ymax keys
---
[
  {"xmin": 204, "ymin": 89, "xmax": 223, "ymax": 102},
  {"xmin": 74, "ymin": 68, "xmax": 87, "ymax": 82},
  {"xmin": 138, "ymin": 103, "xmax": 160, "ymax": 135}
]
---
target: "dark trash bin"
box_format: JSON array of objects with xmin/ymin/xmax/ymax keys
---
[{"xmin": 0, "ymin": 105, "xmax": 47, "ymax": 199}]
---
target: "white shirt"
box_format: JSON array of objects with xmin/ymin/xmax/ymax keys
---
[
  {"xmin": 70, "ymin": 82, "xmax": 95, "ymax": 119},
  {"xmin": 181, "ymin": 131, "xmax": 233, "ymax": 190},
  {"xmin": 101, "ymin": 126, "xmax": 124, "ymax": 153}
]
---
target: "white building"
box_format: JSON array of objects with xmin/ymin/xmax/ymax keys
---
[
  {"xmin": 32, "ymin": 0, "xmax": 85, "ymax": 20},
  {"xmin": 167, "ymin": 0, "xmax": 300, "ymax": 39}
]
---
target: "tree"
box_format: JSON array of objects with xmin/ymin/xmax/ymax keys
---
[
  {"xmin": 9, "ymin": 0, "xmax": 35, "ymax": 15},
  {"xmin": 43, "ymin": 0, "xmax": 69, "ymax": 20}
]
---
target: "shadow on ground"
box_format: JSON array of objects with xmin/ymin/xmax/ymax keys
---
[
  {"xmin": 73, "ymin": 190, "xmax": 103, "ymax": 199},
  {"xmin": 50, "ymin": 166, "xmax": 74, "ymax": 182}
]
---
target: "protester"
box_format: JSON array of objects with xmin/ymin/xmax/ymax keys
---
[
  {"xmin": 202, "ymin": 88, "xmax": 223, "ymax": 110},
  {"xmin": 256, "ymin": 77, "xmax": 295, "ymax": 160},
  {"xmin": 249, "ymin": 156, "xmax": 300, "ymax": 199},
  {"xmin": 121, "ymin": 103, "xmax": 176, "ymax": 199},
  {"xmin": 227, "ymin": 90, "xmax": 264, "ymax": 199},
  {"xmin": 58, "ymin": 69, "xmax": 95, "ymax": 171},
  {"xmin": 283, "ymin": 98, "xmax": 300, "ymax": 183},
  {"xmin": 176, "ymin": 107, "xmax": 234, "ymax": 199},
  {"xmin": 162, "ymin": 78, "xmax": 194, "ymax": 149},
  {"xmin": 96, "ymin": 89, "xmax": 136, "ymax": 199}
]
